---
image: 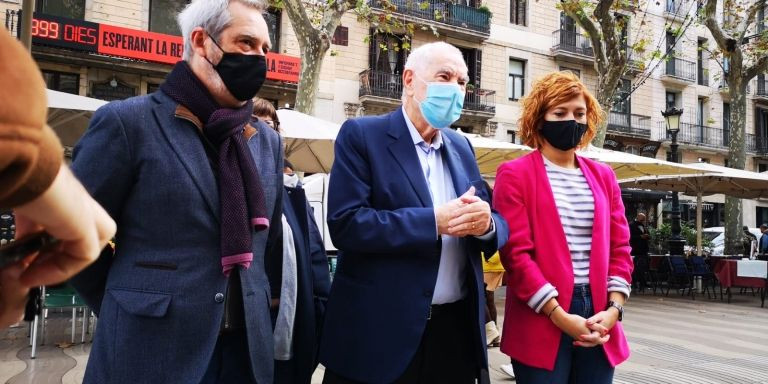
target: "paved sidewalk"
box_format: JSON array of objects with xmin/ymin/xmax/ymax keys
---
[{"xmin": 1, "ymin": 291, "xmax": 767, "ymax": 383}]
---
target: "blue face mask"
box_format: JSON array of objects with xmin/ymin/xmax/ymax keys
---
[{"xmin": 413, "ymin": 74, "xmax": 465, "ymax": 128}]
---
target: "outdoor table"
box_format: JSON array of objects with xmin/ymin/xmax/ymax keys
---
[
  {"xmin": 737, "ymin": 260, "xmax": 768, "ymax": 278},
  {"xmin": 713, "ymin": 259, "xmax": 767, "ymax": 307}
]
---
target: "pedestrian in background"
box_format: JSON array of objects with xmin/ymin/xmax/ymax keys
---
[
  {"xmin": 759, "ymin": 224, "xmax": 768, "ymax": 255},
  {"xmin": 743, "ymin": 226, "xmax": 758, "ymax": 257},
  {"xmin": 482, "ymin": 251, "xmax": 504, "ymax": 347},
  {"xmin": 0, "ymin": 28, "xmax": 115, "ymax": 329},
  {"xmin": 629, "ymin": 213, "xmax": 650, "ymax": 291},
  {"xmin": 493, "ymin": 71, "xmax": 633, "ymax": 384},
  {"xmin": 256, "ymin": 99, "xmax": 332, "ymax": 384},
  {"xmin": 252, "ymin": 97, "xmax": 281, "ymax": 132}
]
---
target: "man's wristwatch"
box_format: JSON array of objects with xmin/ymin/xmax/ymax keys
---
[{"xmin": 606, "ymin": 301, "xmax": 624, "ymax": 322}]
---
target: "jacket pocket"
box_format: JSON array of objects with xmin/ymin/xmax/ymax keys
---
[
  {"xmin": 108, "ymin": 288, "xmax": 172, "ymax": 318},
  {"xmin": 134, "ymin": 261, "xmax": 178, "ymax": 270}
]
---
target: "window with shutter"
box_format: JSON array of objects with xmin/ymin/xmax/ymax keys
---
[
  {"xmin": 332, "ymin": 26, "xmax": 349, "ymax": 46},
  {"xmin": 368, "ymin": 31, "xmax": 407, "ymax": 74}
]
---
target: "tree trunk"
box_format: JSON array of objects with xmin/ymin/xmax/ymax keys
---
[
  {"xmin": 294, "ymin": 32, "xmax": 329, "ymax": 115},
  {"xmin": 592, "ymin": 84, "xmax": 612, "ymax": 148},
  {"xmin": 723, "ymin": 74, "xmax": 748, "ymax": 255}
]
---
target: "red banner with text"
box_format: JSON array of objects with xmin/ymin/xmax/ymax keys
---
[{"xmin": 31, "ymin": 13, "xmax": 300, "ymax": 83}]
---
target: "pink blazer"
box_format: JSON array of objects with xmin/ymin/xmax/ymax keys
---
[{"xmin": 493, "ymin": 150, "xmax": 633, "ymax": 370}]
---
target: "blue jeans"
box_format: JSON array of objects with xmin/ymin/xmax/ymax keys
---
[{"xmin": 511, "ymin": 284, "xmax": 615, "ymax": 384}]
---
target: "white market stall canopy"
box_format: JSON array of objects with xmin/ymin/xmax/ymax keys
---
[
  {"xmin": 277, "ymin": 109, "xmax": 341, "ymax": 173},
  {"xmin": 46, "ymin": 89, "xmax": 108, "ymax": 148}
]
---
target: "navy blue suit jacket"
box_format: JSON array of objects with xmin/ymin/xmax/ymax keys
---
[
  {"xmin": 70, "ymin": 91, "xmax": 283, "ymax": 384},
  {"xmin": 318, "ymin": 109, "xmax": 508, "ymax": 383}
]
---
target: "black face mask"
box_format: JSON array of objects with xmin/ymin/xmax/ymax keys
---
[
  {"xmin": 540, "ymin": 120, "xmax": 588, "ymax": 151},
  {"xmin": 206, "ymin": 37, "xmax": 267, "ymax": 101}
]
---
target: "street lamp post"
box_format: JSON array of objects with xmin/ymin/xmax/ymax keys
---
[{"xmin": 662, "ymin": 106, "xmax": 686, "ymax": 256}]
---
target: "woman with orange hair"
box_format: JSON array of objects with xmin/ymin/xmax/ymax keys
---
[{"xmin": 493, "ymin": 71, "xmax": 633, "ymax": 383}]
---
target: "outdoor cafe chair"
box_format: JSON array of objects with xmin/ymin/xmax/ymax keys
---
[
  {"xmin": 665, "ymin": 256, "xmax": 693, "ymax": 297},
  {"xmin": 689, "ymin": 255, "xmax": 717, "ymax": 300},
  {"xmin": 29, "ymin": 284, "xmax": 94, "ymax": 359}
]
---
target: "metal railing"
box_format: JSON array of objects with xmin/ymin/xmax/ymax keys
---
[
  {"xmin": 607, "ymin": 112, "xmax": 652, "ymax": 137},
  {"xmin": 370, "ymin": 0, "xmax": 490, "ymax": 34},
  {"xmin": 359, "ymin": 69, "xmax": 496, "ymax": 113},
  {"xmin": 748, "ymin": 134, "xmax": 768, "ymax": 154},
  {"xmin": 4, "ymin": 9, "xmax": 21, "ymax": 37},
  {"xmin": 657, "ymin": 121, "xmax": 729, "ymax": 149},
  {"xmin": 359, "ymin": 69, "xmax": 403, "ymax": 100},
  {"xmin": 552, "ymin": 29, "xmax": 594, "ymax": 57},
  {"xmin": 664, "ymin": 57, "xmax": 696, "ymax": 82},
  {"xmin": 464, "ymin": 88, "xmax": 496, "ymax": 113}
]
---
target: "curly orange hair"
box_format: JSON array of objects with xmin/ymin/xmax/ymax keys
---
[{"xmin": 518, "ymin": 71, "xmax": 603, "ymax": 149}]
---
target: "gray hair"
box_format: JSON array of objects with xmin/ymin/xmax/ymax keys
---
[
  {"xmin": 401, "ymin": 42, "xmax": 465, "ymax": 100},
  {"xmin": 178, "ymin": 0, "xmax": 267, "ymax": 61},
  {"xmin": 404, "ymin": 42, "xmax": 464, "ymax": 74}
]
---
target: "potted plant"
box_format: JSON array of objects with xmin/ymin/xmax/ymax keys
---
[{"xmin": 477, "ymin": 4, "xmax": 492, "ymax": 18}]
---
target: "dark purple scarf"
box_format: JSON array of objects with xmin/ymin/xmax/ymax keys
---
[{"xmin": 161, "ymin": 61, "xmax": 269, "ymax": 276}]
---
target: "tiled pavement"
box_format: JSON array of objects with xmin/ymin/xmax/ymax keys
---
[{"xmin": 1, "ymin": 290, "xmax": 767, "ymax": 383}]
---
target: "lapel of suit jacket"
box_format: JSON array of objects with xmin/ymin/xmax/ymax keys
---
[
  {"xmin": 440, "ymin": 132, "xmax": 470, "ymax": 198},
  {"xmin": 152, "ymin": 93, "xmax": 220, "ymax": 222},
  {"xmin": 386, "ymin": 109, "xmax": 433, "ymax": 207}
]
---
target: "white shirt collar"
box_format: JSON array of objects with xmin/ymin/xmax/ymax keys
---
[{"xmin": 401, "ymin": 107, "xmax": 443, "ymax": 150}]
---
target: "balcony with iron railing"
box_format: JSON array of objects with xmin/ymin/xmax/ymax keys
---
[
  {"xmin": 358, "ymin": 69, "xmax": 496, "ymax": 115},
  {"xmin": 464, "ymin": 87, "xmax": 496, "ymax": 114},
  {"xmin": 369, "ymin": 0, "xmax": 490, "ymax": 39},
  {"xmin": 748, "ymin": 134, "xmax": 768, "ymax": 155},
  {"xmin": 655, "ymin": 121, "xmax": 729, "ymax": 150},
  {"xmin": 718, "ymin": 75, "xmax": 754, "ymax": 96},
  {"xmin": 551, "ymin": 29, "xmax": 594, "ymax": 64},
  {"xmin": 607, "ymin": 112, "xmax": 652, "ymax": 138},
  {"xmin": 359, "ymin": 69, "xmax": 403, "ymax": 101},
  {"xmin": 662, "ymin": 57, "xmax": 696, "ymax": 84}
]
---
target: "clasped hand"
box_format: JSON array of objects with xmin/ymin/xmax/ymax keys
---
[
  {"xmin": 552, "ymin": 308, "xmax": 620, "ymax": 347},
  {"xmin": 435, "ymin": 186, "xmax": 491, "ymax": 237}
]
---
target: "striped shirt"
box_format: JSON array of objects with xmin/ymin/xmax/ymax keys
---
[
  {"xmin": 545, "ymin": 157, "xmax": 595, "ymax": 286},
  {"xmin": 527, "ymin": 157, "xmax": 631, "ymax": 313}
]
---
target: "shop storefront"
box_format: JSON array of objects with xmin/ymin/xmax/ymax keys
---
[{"xmin": 7, "ymin": 10, "xmax": 297, "ymax": 95}]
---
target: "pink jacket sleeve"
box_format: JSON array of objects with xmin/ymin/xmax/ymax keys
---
[{"xmin": 493, "ymin": 162, "xmax": 552, "ymax": 303}]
